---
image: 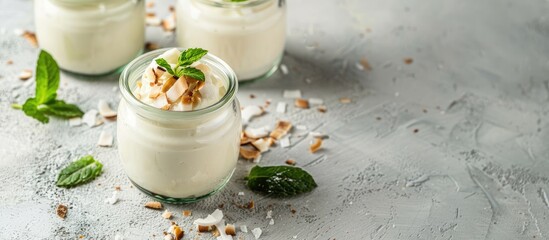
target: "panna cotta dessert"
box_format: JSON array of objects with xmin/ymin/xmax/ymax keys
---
[
  {"xmin": 117, "ymin": 48, "xmax": 241, "ymax": 203},
  {"xmin": 176, "ymin": 0, "xmax": 286, "ymax": 81},
  {"xmin": 34, "ymin": 0, "xmax": 145, "ymax": 75}
]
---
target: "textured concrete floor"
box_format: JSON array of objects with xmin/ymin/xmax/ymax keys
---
[{"xmin": 2, "ymin": 0, "xmax": 549, "ymax": 239}]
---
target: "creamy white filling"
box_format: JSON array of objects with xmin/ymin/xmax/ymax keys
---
[{"xmin": 133, "ymin": 48, "xmax": 227, "ymax": 111}]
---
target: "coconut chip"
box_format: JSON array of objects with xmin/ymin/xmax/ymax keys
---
[
  {"xmin": 317, "ymin": 105, "xmax": 327, "ymax": 113},
  {"xmin": 279, "ymin": 136, "xmax": 291, "ymax": 148},
  {"xmin": 269, "ymin": 120, "xmax": 292, "ymax": 140},
  {"xmin": 97, "ymin": 131, "xmax": 113, "ymax": 147},
  {"xmin": 162, "ymin": 210, "xmax": 173, "ymax": 219},
  {"xmin": 104, "ymin": 191, "xmax": 118, "ymax": 205},
  {"xmin": 198, "ymin": 225, "xmax": 213, "ymax": 232},
  {"xmin": 283, "ymin": 89, "xmax": 301, "ymax": 99},
  {"xmin": 239, "ymin": 146, "xmax": 260, "ymax": 160},
  {"xmin": 69, "ymin": 117, "xmax": 82, "ymax": 127},
  {"xmin": 294, "ymin": 98, "xmax": 309, "ymax": 109},
  {"xmin": 285, "ymin": 159, "xmax": 296, "ymax": 166},
  {"xmin": 166, "ymin": 77, "xmax": 189, "ymax": 102},
  {"xmin": 225, "ymin": 224, "xmax": 236, "ymax": 236},
  {"xmin": 56, "ymin": 204, "xmax": 68, "ymax": 219},
  {"xmin": 241, "ymin": 105, "xmax": 264, "ymax": 124},
  {"xmin": 251, "ymin": 228, "xmax": 262, "ymax": 240},
  {"xmin": 244, "ymin": 126, "xmax": 269, "ymax": 139},
  {"xmin": 83, "ymin": 109, "xmax": 99, "ymax": 127},
  {"xmin": 240, "ymin": 132, "xmax": 252, "ymax": 145},
  {"xmin": 194, "ymin": 209, "xmax": 224, "ymax": 227},
  {"xmin": 98, "ymin": 100, "xmax": 117, "ymax": 118},
  {"xmin": 309, "ymin": 138, "xmax": 323, "ymax": 153},
  {"xmin": 18, "ymin": 69, "xmax": 32, "ymax": 80},
  {"xmin": 276, "ymin": 102, "xmax": 287, "ymax": 113},
  {"xmin": 251, "ymin": 138, "xmax": 270, "ymax": 153},
  {"xmin": 145, "ymin": 201, "xmax": 163, "ymax": 209}
]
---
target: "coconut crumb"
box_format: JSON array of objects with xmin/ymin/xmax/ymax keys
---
[
  {"xmin": 162, "ymin": 210, "xmax": 173, "ymax": 219},
  {"xmin": 310, "ymin": 132, "xmax": 329, "ymax": 139},
  {"xmin": 359, "ymin": 57, "xmax": 372, "ymax": 71},
  {"xmin": 294, "ymin": 98, "xmax": 309, "ymax": 109},
  {"xmin": 18, "ymin": 69, "xmax": 32, "ymax": 80},
  {"xmin": 308, "ymin": 98, "xmax": 323, "ymax": 105},
  {"xmin": 6, "ymin": 60, "xmax": 13, "ymax": 65},
  {"xmin": 21, "ymin": 31, "xmax": 38, "ymax": 47},
  {"xmin": 280, "ymin": 64, "xmax": 289, "ymax": 75},
  {"xmin": 97, "ymin": 131, "xmax": 114, "ymax": 147},
  {"xmin": 404, "ymin": 58, "xmax": 414, "ymax": 64},
  {"xmin": 69, "ymin": 117, "xmax": 82, "ymax": 127},
  {"xmin": 197, "ymin": 225, "xmax": 212, "ymax": 232},
  {"xmin": 317, "ymin": 105, "xmax": 327, "ymax": 113},
  {"xmin": 145, "ymin": 201, "xmax": 163, "ymax": 210},
  {"xmin": 238, "ymin": 192, "xmax": 245, "ymax": 196},
  {"xmin": 266, "ymin": 210, "xmax": 272, "ymax": 219},
  {"xmin": 283, "ymin": 89, "xmax": 301, "ymax": 99},
  {"xmin": 240, "ymin": 225, "xmax": 248, "ymax": 233},
  {"xmin": 269, "ymin": 219, "xmax": 274, "ymax": 225},
  {"xmin": 104, "ymin": 191, "xmax": 118, "ymax": 205},
  {"xmin": 339, "ymin": 97, "xmax": 352, "ymax": 103},
  {"xmin": 279, "ymin": 136, "xmax": 291, "ymax": 148},
  {"xmin": 56, "ymin": 204, "xmax": 68, "ymax": 219},
  {"xmin": 285, "ymin": 159, "xmax": 296, "ymax": 166},
  {"xmin": 251, "ymin": 228, "xmax": 262, "ymax": 239},
  {"xmin": 309, "ymin": 138, "xmax": 323, "ymax": 153},
  {"xmin": 183, "ymin": 210, "xmax": 192, "ymax": 217},
  {"xmin": 171, "ymin": 222, "xmax": 184, "ymax": 240},
  {"xmin": 225, "ymin": 224, "xmax": 236, "ymax": 236}
]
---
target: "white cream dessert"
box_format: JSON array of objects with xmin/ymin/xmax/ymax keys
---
[
  {"xmin": 117, "ymin": 48, "xmax": 240, "ymax": 200},
  {"xmin": 176, "ymin": 0, "xmax": 286, "ymax": 81},
  {"xmin": 132, "ymin": 48, "xmax": 227, "ymax": 111},
  {"xmin": 34, "ymin": 0, "xmax": 145, "ymax": 75}
]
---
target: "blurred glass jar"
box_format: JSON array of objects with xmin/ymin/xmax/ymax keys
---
[
  {"xmin": 117, "ymin": 49, "xmax": 241, "ymax": 203},
  {"xmin": 176, "ymin": 0, "xmax": 286, "ymax": 82},
  {"xmin": 34, "ymin": 0, "xmax": 145, "ymax": 75}
]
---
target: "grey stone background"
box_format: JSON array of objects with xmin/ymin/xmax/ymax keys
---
[{"xmin": 2, "ymin": 0, "xmax": 549, "ymax": 239}]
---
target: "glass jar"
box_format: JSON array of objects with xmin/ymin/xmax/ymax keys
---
[
  {"xmin": 34, "ymin": 0, "xmax": 145, "ymax": 75},
  {"xmin": 176, "ymin": 0, "xmax": 286, "ymax": 82},
  {"xmin": 118, "ymin": 49, "xmax": 241, "ymax": 203}
]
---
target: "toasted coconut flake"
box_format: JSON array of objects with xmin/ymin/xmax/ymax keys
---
[
  {"xmin": 285, "ymin": 159, "xmax": 296, "ymax": 165},
  {"xmin": 404, "ymin": 58, "xmax": 414, "ymax": 64},
  {"xmin": 251, "ymin": 228, "xmax": 262, "ymax": 240},
  {"xmin": 194, "ymin": 209, "xmax": 223, "ymax": 226},
  {"xmin": 22, "ymin": 31, "xmax": 38, "ymax": 47},
  {"xmin": 69, "ymin": 117, "xmax": 82, "ymax": 127},
  {"xmin": 145, "ymin": 201, "xmax": 163, "ymax": 209},
  {"xmin": 161, "ymin": 14, "xmax": 176, "ymax": 32},
  {"xmin": 98, "ymin": 100, "xmax": 117, "ymax": 118},
  {"xmin": 83, "ymin": 109, "xmax": 99, "ymax": 127},
  {"xmin": 197, "ymin": 225, "xmax": 212, "ymax": 232},
  {"xmin": 283, "ymin": 89, "xmax": 301, "ymax": 98},
  {"xmin": 162, "ymin": 210, "xmax": 173, "ymax": 219},
  {"xmin": 276, "ymin": 102, "xmax": 287, "ymax": 113},
  {"xmin": 145, "ymin": 42, "xmax": 159, "ymax": 51},
  {"xmin": 154, "ymin": 66, "xmax": 166, "ymax": 79},
  {"xmin": 244, "ymin": 126, "xmax": 269, "ymax": 139},
  {"xmin": 146, "ymin": 15, "xmax": 162, "ymax": 26},
  {"xmin": 240, "ymin": 132, "xmax": 252, "ymax": 145},
  {"xmin": 97, "ymin": 131, "xmax": 113, "ymax": 147},
  {"xmin": 339, "ymin": 97, "xmax": 352, "ymax": 103},
  {"xmin": 161, "ymin": 76, "xmax": 177, "ymax": 93},
  {"xmin": 280, "ymin": 136, "xmax": 291, "ymax": 148},
  {"xmin": 294, "ymin": 98, "xmax": 309, "ymax": 109},
  {"xmin": 56, "ymin": 204, "xmax": 68, "ymax": 219},
  {"xmin": 308, "ymin": 98, "xmax": 324, "ymax": 105},
  {"xmin": 317, "ymin": 105, "xmax": 327, "ymax": 113},
  {"xmin": 18, "ymin": 69, "xmax": 32, "ymax": 80},
  {"xmin": 171, "ymin": 224, "xmax": 184, "ymax": 240},
  {"xmin": 225, "ymin": 224, "xmax": 236, "ymax": 236},
  {"xmin": 241, "ymin": 105, "xmax": 264, "ymax": 124},
  {"xmin": 183, "ymin": 210, "xmax": 192, "ymax": 217},
  {"xmin": 265, "ymin": 137, "xmax": 275, "ymax": 146},
  {"xmin": 309, "ymin": 138, "xmax": 323, "ymax": 153},
  {"xmin": 240, "ymin": 225, "xmax": 248, "ymax": 233},
  {"xmin": 240, "ymin": 147, "xmax": 261, "ymax": 160},
  {"xmin": 269, "ymin": 120, "xmax": 292, "ymax": 140},
  {"xmin": 251, "ymin": 138, "xmax": 270, "ymax": 153}
]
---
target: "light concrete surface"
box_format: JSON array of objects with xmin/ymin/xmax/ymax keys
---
[{"xmin": 2, "ymin": 0, "xmax": 549, "ymax": 239}]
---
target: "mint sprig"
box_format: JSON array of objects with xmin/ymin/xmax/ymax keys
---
[
  {"xmin": 56, "ymin": 155, "xmax": 103, "ymax": 188},
  {"xmin": 12, "ymin": 50, "xmax": 83, "ymax": 123},
  {"xmin": 155, "ymin": 48, "xmax": 208, "ymax": 81},
  {"xmin": 246, "ymin": 165, "xmax": 317, "ymax": 197}
]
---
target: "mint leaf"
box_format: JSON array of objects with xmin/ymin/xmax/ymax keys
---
[
  {"xmin": 155, "ymin": 58, "xmax": 176, "ymax": 76},
  {"xmin": 179, "ymin": 67, "xmax": 205, "ymax": 81},
  {"xmin": 246, "ymin": 165, "xmax": 317, "ymax": 197},
  {"xmin": 35, "ymin": 50, "xmax": 59, "ymax": 104},
  {"xmin": 22, "ymin": 98, "xmax": 49, "ymax": 123},
  {"xmin": 42, "ymin": 100, "xmax": 84, "ymax": 118},
  {"xmin": 178, "ymin": 48, "xmax": 208, "ymax": 67},
  {"xmin": 56, "ymin": 155, "xmax": 103, "ymax": 188}
]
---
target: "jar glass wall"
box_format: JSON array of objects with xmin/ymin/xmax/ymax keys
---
[
  {"xmin": 34, "ymin": 0, "xmax": 145, "ymax": 75},
  {"xmin": 176, "ymin": 0, "xmax": 286, "ymax": 82},
  {"xmin": 117, "ymin": 49, "xmax": 241, "ymax": 204}
]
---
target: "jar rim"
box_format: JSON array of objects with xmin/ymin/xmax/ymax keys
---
[
  {"xmin": 194, "ymin": 0, "xmax": 280, "ymax": 8},
  {"xmin": 119, "ymin": 48, "xmax": 238, "ymax": 119}
]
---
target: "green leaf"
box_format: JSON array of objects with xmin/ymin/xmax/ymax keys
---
[
  {"xmin": 155, "ymin": 58, "xmax": 176, "ymax": 76},
  {"xmin": 246, "ymin": 165, "xmax": 317, "ymax": 197},
  {"xmin": 179, "ymin": 67, "xmax": 205, "ymax": 81},
  {"xmin": 22, "ymin": 98, "xmax": 49, "ymax": 123},
  {"xmin": 42, "ymin": 100, "xmax": 84, "ymax": 118},
  {"xmin": 178, "ymin": 48, "xmax": 208, "ymax": 67},
  {"xmin": 56, "ymin": 155, "xmax": 103, "ymax": 188},
  {"xmin": 35, "ymin": 50, "xmax": 59, "ymax": 104}
]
